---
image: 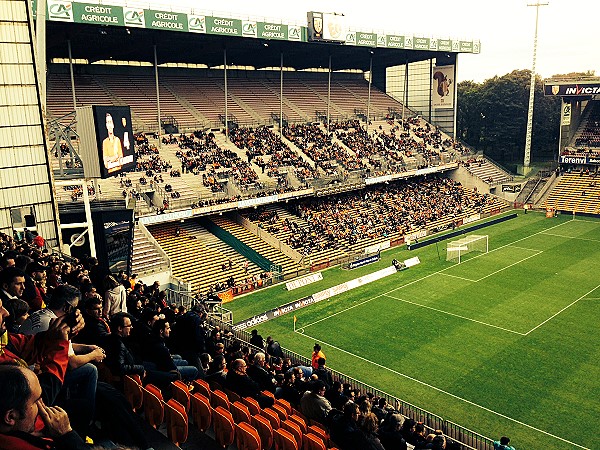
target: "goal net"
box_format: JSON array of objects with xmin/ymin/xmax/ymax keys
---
[{"xmin": 446, "ymin": 235, "xmax": 488, "ymax": 263}]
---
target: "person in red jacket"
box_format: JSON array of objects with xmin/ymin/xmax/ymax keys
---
[{"xmin": 0, "ymin": 365, "xmax": 87, "ymax": 450}]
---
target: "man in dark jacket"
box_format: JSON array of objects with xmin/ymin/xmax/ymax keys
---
[
  {"xmin": 225, "ymin": 359, "xmax": 274, "ymax": 408},
  {"xmin": 72, "ymin": 295, "xmax": 110, "ymax": 346},
  {"xmin": 104, "ymin": 312, "xmax": 145, "ymax": 379},
  {"xmin": 143, "ymin": 319, "xmax": 198, "ymax": 381},
  {"xmin": 246, "ymin": 352, "xmax": 276, "ymax": 393},
  {"xmin": 170, "ymin": 303, "xmax": 208, "ymax": 369}
]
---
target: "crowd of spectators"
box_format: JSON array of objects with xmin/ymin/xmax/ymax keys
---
[
  {"xmin": 246, "ymin": 177, "xmax": 498, "ymax": 255},
  {"xmin": 283, "ymin": 123, "xmax": 366, "ymax": 174},
  {"xmin": 229, "ymin": 125, "xmax": 320, "ymax": 183}
]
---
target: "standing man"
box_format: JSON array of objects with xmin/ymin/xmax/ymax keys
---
[{"xmin": 311, "ymin": 343, "xmax": 325, "ymax": 370}]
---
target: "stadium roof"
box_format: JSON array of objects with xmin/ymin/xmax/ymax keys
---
[
  {"xmin": 40, "ymin": 1, "xmax": 479, "ymax": 71},
  {"xmin": 46, "ymin": 22, "xmax": 450, "ymax": 71}
]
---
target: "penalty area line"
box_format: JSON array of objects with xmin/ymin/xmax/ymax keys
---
[
  {"xmin": 293, "ymin": 328, "xmax": 590, "ymax": 450},
  {"xmin": 383, "ymin": 294, "xmax": 526, "ymax": 335}
]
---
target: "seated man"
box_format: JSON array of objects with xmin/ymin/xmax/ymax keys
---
[
  {"xmin": 72, "ymin": 294, "xmax": 110, "ymax": 346},
  {"xmin": 0, "ymin": 365, "xmax": 87, "ymax": 450},
  {"xmin": 143, "ymin": 319, "xmax": 198, "ymax": 382},
  {"xmin": 19, "ymin": 284, "xmax": 103, "ymax": 436},
  {"xmin": 246, "ymin": 352, "xmax": 276, "ymax": 393},
  {"xmin": 225, "ymin": 359, "xmax": 274, "ymax": 408},
  {"xmin": 300, "ymin": 380, "xmax": 332, "ymax": 424}
]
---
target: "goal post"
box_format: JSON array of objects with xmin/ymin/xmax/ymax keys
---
[{"xmin": 446, "ymin": 235, "xmax": 488, "ymax": 263}]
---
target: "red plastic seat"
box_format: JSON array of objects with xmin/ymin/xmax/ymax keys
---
[
  {"xmin": 235, "ymin": 421, "xmax": 262, "ymax": 450},
  {"xmin": 224, "ymin": 387, "xmax": 242, "ymax": 404},
  {"xmin": 165, "ymin": 398, "xmax": 188, "ymax": 446},
  {"xmin": 261, "ymin": 407, "xmax": 281, "ymax": 429},
  {"xmin": 281, "ymin": 419, "xmax": 302, "ymax": 449},
  {"xmin": 211, "ymin": 389, "xmax": 231, "ymax": 411},
  {"xmin": 190, "ymin": 393, "xmax": 211, "ymax": 432},
  {"xmin": 192, "ymin": 378, "xmax": 212, "ymax": 400},
  {"xmin": 272, "ymin": 403, "xmax": 289, "ymax": 421},
  {"xmin": 123, "ymin": 375, "xmax": 143, "ymax": 412},
  {"xmin": 251, "ymin": 413, "xmax": 274, "ymax": 450},
  {"xmin": 276, "ymin": 398, "xmax": 293, "ymax": 415},
  {"xmin": 288, "ymin": 414, "xmax": 307, "ymax": 434},
  {"xmin": 308, "ymin": 425, "xmax": 329, "ymax": 447},
  {"xmin": 242, "ymin": 396, "xmax": 262, "ymax": 416},
  {"xmin": 213, "ymin": 405, "xmax": 235, "ymax": 449},
  {"xmin": 274, "ymin": 427, "xmax": 299, "ymax": 450},
  {"xmin": 231, "ymin": 400, "xmax": 252, "ymax": 424},
  {"xmin": 303, "ymin": 432, "xmax": 326, "ymax": 450},
  {"xmin": 142, "ymin": 384, "xmax": 164, "ymax": 429},
  {"xmin": 171, "ymin": 379, "xmax": 191, "ymax": 412}
]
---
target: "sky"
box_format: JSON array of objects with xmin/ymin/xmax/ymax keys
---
[{"xmin": 135, "ymin": 0, "xmax": 600, "ymax": 83}]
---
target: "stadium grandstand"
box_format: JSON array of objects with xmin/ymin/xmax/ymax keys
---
[{"xmin": 1, "ymin": 0, "xmax": 599, "ymax": 449}]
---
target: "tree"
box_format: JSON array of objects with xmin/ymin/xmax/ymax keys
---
[{"xmin": 457, "ymin": 70, "xmax": 560, "ymax": 165}]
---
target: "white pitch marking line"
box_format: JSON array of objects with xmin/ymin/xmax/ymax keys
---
[
  {"xmin": 301, "ymin": 219, "xmax": 572, "ymax": 331},
  {"xmin": 542, "ymin": 232, "xmax": 600, "ymax": 243},
  {"xmin": 507, "ymin": 245, "xmax": 542, "ymax": 252},
  {"xmin": 294, "ymin": 329, "xmax": 590, "ymax": 450},
  {"xmin": 384, "ymin": 294, "xmax": 526, "ymax": 335},
  {"xmin": 525, "ymin": 284, "xmax": 600, "ymax": 335},
  {"xmin": 438, "ymin": 272, "xmax": 478, "ymax": 282},
  {"xmin": 473, "ymin": 251, "xmax": 543, "ymax": 282}
]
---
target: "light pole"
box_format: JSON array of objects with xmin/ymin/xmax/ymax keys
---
[{"xmin": 524, "ymin": 2, "xmax": 548, "ymax": 172}]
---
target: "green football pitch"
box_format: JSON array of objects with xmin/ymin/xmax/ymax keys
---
[{"xmin": 225, "ymin": 211, "xmax": 600, "ymax": 450}]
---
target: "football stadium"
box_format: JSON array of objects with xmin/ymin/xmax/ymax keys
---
[{"xmin": 0, "ymin": 1, "xmax": 599, "ymax": 449}]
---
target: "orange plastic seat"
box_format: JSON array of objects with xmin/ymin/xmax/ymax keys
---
[
  {"xmin": 190, "ymin": 393, "xmax": 211, "ymax": 432},
  {"xmin": 213, "ymin": 405, "xmax": 235, "ymax": 449},
  {"xmin": 231, "ymin": 400, "xmax": 252, "ymax": 424},
  {"xmin": 235, "ymin": 421, "xmax": 262, "ymax": 450},
  {"xmin": 308, "ymin": 425, "xmax": 329, "ymax": 447},
  {"xmin": 192, "ymin": 378, "xmax": 212, "ymax": 400},
  {"xmin": 272, "ymin": 403, "xmax": 289, "ymax": 421},
  {"xmin": 123, "ymin": 375, "xmax": 143, "ymax": 412},
  {"xmin": 171, "ymin": 380, "xmax": 191, "ymax": 412},
  {"xmin": 261, "ymin": 407, "xmax": 281, "ymax": 429},
  {"xmin": 262, "ymin": 390, "xmax": 276, "ymax": 399},
  {"xmin": 224, "ymin": 387, "xmax": 242, "ymax": 403},
  {"xmin": 288, "ymin": 414, "xmax": 307, "ymax": 434},
  {"xmin": 274, "ymin": 427, "xmax": 299, "ymax": 450},
  {"xmin": 165, "ymin": 398, "xmax": 188, "ymax": 446},
  {"xmin": 281, "ymin": 419, "xmax": 302, "ymax": 449},
  {"xmin": 303, "ymin": 432, "xmax": 326, "ymax": 450},
  {"xmin": 251, "ymin": 413, "xmax": 274, "ymax": 450},
  {"xmin": 242, "ymin": 396, "xmax": 262, "ymax": 416},
  {"xmin": 276, "ymin": 398, "xmax": 293, "ymax": 415},
  {"xmin": 142, "ymin": 384, "xmax": 164, "ymax": 429},
  {"xmin": 211, "ymin": 389, "xmax": 231, "ymax": 411}
]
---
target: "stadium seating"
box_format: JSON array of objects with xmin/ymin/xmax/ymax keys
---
[
  {"xmin": 142, "ymin": 384, "xmax": 165, "ymax": 429},
  {"xmin": 190, "ymin": 392, "xmax": 212, "ymax": 432},
  {"xmin": 165, "ymin": 398, "xmax": 189, "ymax": 446},
  {"xmin": 212, "ymin": 405, "xmax": 236, "ymax": 448}
]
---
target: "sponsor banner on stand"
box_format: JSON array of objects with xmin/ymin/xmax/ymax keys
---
[
  {"xmin": 438, "ymin": 39, "xmax": 453, "ymax": 51},
  {"xmin": 139, "ymin": 208, "xmax": 192, "ymax": 225},
  {"xmin": 72, "ymin": 3, "xmax": 123, "ymax": 26},
  {"xmin": 242, "ymin": 20, "xmax": 257, "ymax": 38},
  {"xmin": 365, "ymin": 174, "xmax": 392, "ymax": 185},
  {"xmin": 206, "ymin": 16, "xmax": 242, "ymax": 37},
  {"xmin": 413, "ymin": 37, "xmax": 430, "ymax": 50},
  {"xmin": 559, "ymin": 156, "xmax": 587, "ymax": 165},
  {"xmin": 257, "ymin": 22, "xmax": 288, "ymax": 40},
  {"xmin": 544, "ymin": 83, "xmax": 600, "ymax": 97},
  {"xmin": 188, "ymin": 15, "xmax": 206, "ymax": 33},
  {"xmin": 356, "ymin": 32, "xmax": 377, "ymax": 47},
  {"xmin": 233, "ymin": 266, "xmax": 398, "ymax": 329},
  {"xmin": 145, "ymin": 9, "xmax": 187, "ymax": 32},
  {"xmin": 348, "ymin": 253, "xmax": 380, "ymax": 269},
  {"xmin": 462, "ymin": 213, "xmax": 481, "ymax": 224},
  {"xmin": 364, "ymin": 241, "xmax": 390, "ymax": 254},
  {"xmin": 237, "ymin": 194, "xmax": 279, "ymax": 209},
  {"xmin": 286, "ymin": 273, "xmax": 323, "ymax": 291},
  {"xmin": 123, "ymin": 7, "xmax": 145, "ymax": 28},
  {"xmin": 386, "ymin": 34, "xmax": 404, "ymax": 48},
  {"xmin": 47, "ymin": 0, "xmax": 74, "ymax": 22},
  {"xmin": 561, "ymin": 101, "xmax": 572, "ymax": 126},
  {"xmin": 501, "ymin": 185, "xmax": 522, "ymax": 193}
]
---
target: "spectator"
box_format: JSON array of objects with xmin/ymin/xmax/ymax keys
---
[
  {"xmin": 73, "ymin": 294, "xmax": 110, "ymax": 346},
  {"xmin": 0, "ymin": 267, "xmax": 26, "ymax": 304},
  {"xmin": 0, "ymin": 365, "xmax": 87, "ymax": 450},
  {"xmin": 361, "ymin": 412, "xmax": 386, "ymax": 450},
  {"xmin": 266, "ymin": 335, "xmax": 284, "ymax": 358},
  {"xmin": 313, "ymin": 357, "xmax": 333, "ymax": 389},
  {"xmin": 300, "ymin": 379, "xmax": 332, "ymax": 423},
  {"xmin": 3, "ymin": 299, "xmax": 29, "ymax": 333},
  {"xmin": 494, "ymin": 436, "xmax": 516, "ymax": 450},
  {"xmin": 330, "ymin": 401, "xmax": 370, "ymax": 450},
  {"xmin": 103, "ymin": 312, "xmax": 145, "ymax": 380},
  {"xmin": 249, "ymin": 328, "xmax": 265, "ymax": 350},
  {"xmin": 246, "ymin": 352, "xmax": 276, "ymax": 393},
  {"xmin": 225, "ymin": 359, "xmax": 274, "ymax": 408},
  {"xmin": 144, "ymin": 319, "xmax": 198, "ymax": 382},
  {"xmin": 103, "ymin": 275, "xmax": 127, "ymax": 318},
  {"xmin": 311, "ymin": 343, "xmax": 325, "ymax": 370},
  {"xmin": 378, "ymin": 413, "xmax": 408, "ymax": 450}
]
